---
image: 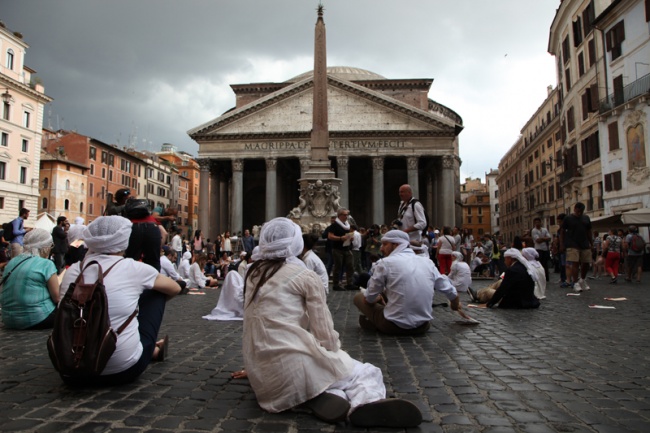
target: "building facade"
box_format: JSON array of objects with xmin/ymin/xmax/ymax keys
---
[
  {"xmin": 460, "ymin": 178, "xmax": 491, "ymax": 237},
  {"xmin": 39, "ymin": 147, "xmax": 88, "ymax": 222},
  {"xmin": 0, "ymin": 22, "xmax": 52, "ymax": 221},
  {"xmin": 157, "ymin": 144, "xmax": 197, "ymax": 238},
  {"xmin": 485, "ymin": 169, "xmax": 500, "ymax": 235},
  {"xmin": 189, "ymin": 67, "xmax": 463, "ymax": 238}
]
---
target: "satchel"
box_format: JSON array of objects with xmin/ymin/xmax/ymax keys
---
[{"xmin": 123, "ymin": 198, "xmax": 151, "ymax": 219}]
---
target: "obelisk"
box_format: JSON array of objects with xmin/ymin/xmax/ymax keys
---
[{"xmin": 292, "ymin": 4, "xmax": 342, "ymax": 232}]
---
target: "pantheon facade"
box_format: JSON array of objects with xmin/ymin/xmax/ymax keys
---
[{"xmin": 188, "ymin": 66, "xmax": 463, "ymax": 238}]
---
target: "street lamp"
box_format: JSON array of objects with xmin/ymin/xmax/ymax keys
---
[{"xmin": 1, "ymin": 89, "xmax": 11, "ymax": 104}]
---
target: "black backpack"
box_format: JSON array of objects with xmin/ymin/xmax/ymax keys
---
[
  {"xmin": 47, "ymin": 259, "xmax": 137, "ymax": 378},
  {"xmin": 410, "ymin": 199, "xmax": 431, "ymax": 238},
  {"xmin": 123, "ymin": 198, "xmax": 151, "ymax": 219},
  {"xmin": 2, "ymin": 222, "xmax": 14, "ymax": 241}
]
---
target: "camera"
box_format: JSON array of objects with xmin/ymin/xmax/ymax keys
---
[{"xmin": 391, "ymin": 219, "xmax": 403, "ymax": 229}]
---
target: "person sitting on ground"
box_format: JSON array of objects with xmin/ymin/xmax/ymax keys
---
[
  {"xmin": 57, "ymin": 216, "xmax": 181, "ymax": 386},
  {"xmin": 178, "ymin": 251, "xmax": 192, "ymax": 280},
  {"xmin": 240, "ymin": 217, "xmax": 422, "ymax": 427},
  {"xmin": 189, "ymin": 253, "xmax": 220, "ymax": 289},
  {"xmin": 449, "ymin": 251, "xmax": 472, "ymax": 301},
  {"xmin": 160, "ymin": 246, "xmax": 189, "ymax": 294},
  {"xmin": 0, "ymin": 229, "xmax": 59, "ymax": 330},
  {"xmin": 522, "ymin": 247, "xmax": 546, "ymax": 300},
  {"xmin": 481, "ymin": 248, "xmax": 540, "ymax": 309},
  {"xmin": 218, "ymin": 251, "xmax": 232, "ymax": 278},
  {"xmin": 470, "ymin": 251, "xmax": 490, "ymax": 275},
  {"xmin": 300, "ymin": 233, "xmax": 329, "ymax": 295},
  {"xmin": 353, "ymin": 230, "xmax": 462, "ymax": 336},
  {"xmin": 204, "ymin": 252, "xmax": 217, "ymax": 277}
]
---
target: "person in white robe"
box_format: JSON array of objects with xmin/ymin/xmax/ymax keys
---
[
  {"xmin": 449, "ymin": 251, "xmax": 472, "ymax": 298},
  {"xmin": 178, "ymin": 251, "xmax": 192, "ymax": 280},
  {"xmin": 523, "ymin": 247, "xmax": 547, "ymax": 300},
  {"xmin": 241, "ymin": 217, "xmax": 422, "ymax": 428},
  {"xmin": 203, "ymin": 270, "xmax": 244, "ymax": 321},
  {"xmin": 300, "ymin": 234, "xmax": 329, "ymax": 295},
  {"xmin": 188, "ymin": 253, "xmax": 218, "ymax": 289}
]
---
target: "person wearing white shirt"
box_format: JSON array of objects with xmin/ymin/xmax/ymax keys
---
[
  {"xmin": 300, "ymin": 234, "xmax": 329, "ymax": 295},
  {"xmin": 178, "ymin": 251, "xmax": 192, "ymax": 279},
  {"xmin": 396, "ymin": 184, "xmax": 426, "ymax": 243},
  {"xmin": 160, "ymin": 246, "xmax": 189, "ymax": 294},
  {"xmin": 189, "ymin": 253, "xmax": 219, "ymax": 289},
  {"xmin": 171, "ymin": 231, "xmax": 183, "ymax": 268},
  {"xmin": 353, "ymin": 230, "xmax": 461, "ymax": 336},
  {"xmin": 448, "ymin": 252, "xmax": 471, "ymax": 298},
  {"xmin": 351, "ymin": 226, "xmax": 363, "ymax": 274}
]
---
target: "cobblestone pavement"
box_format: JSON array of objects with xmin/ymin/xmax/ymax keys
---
[{"xmin": 1, "ymin": 272, "xmax": 649, "ymax": 433}]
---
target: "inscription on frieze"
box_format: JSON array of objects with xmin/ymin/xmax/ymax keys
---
[{"xmin": 241, "ymin": 139, "xmax": 407, "ymax": 152}]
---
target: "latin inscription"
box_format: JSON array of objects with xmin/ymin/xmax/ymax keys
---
[
  {"xmin": 244, "ymin": 141, "xmax": 309, "ymax": 151},
  {"xmin": 242, "ymin": 140, "xmax": 407, "ymax": 152}
]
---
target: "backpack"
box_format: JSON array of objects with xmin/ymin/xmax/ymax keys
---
[
  {"xmin": 2, "ymin": 222, "xmax": 15, "ymax": 241},
  {"xmin": 630, "ymin": 234, "xmax": 646, "ymax": 253},
  {"xmin": 410, "ymin": 199, "xmax": 431, "ymax": 238},
  {"xmin": 47, "ymin": 259, "xmax": 137, "ymax": 378}
]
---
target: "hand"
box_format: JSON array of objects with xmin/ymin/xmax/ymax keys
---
[{"xmin": 231, "ymin": 369, "xmax": 247, "ymax": 379}]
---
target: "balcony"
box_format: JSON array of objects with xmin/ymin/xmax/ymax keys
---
[
  {"xmin": 600, "ymin": 73, "xmax": 650, "ymax": 113},
  {"xmin": 560, "ymin": 166, "xmax": 581, "ymax": 184}
]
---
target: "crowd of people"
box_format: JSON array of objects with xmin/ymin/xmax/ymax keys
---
[{"xmin": 0, "ymin": 186, "xmax": 648, "ymax": 427}]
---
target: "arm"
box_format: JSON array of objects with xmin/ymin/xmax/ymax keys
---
[
  {"xmin": 365, "ymin": 260, "xmax": 388, "ymax": 304},
  {"xmin": 46, "ymin": 273, "xmax": 60, "ymax": 304},
  {"xmin": 152, "ymin": 274, "xmax": 181, "ymax": 298},
  {"xmin": 405, "ymin": 202, "xmax": 427, "ymax": 234},
  {"xmin": 12, "ymin": 219, "xmax": 26, "ymax": 237}
]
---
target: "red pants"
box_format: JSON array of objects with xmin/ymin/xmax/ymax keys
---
[
  {"xmin": 605, "ymin": 251, "xmax": 620, "ymax": 276},
  {"xmin": 438, "ymin": 253, "xmax": 452, "ymax": 275}
]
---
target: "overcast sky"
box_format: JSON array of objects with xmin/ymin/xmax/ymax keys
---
[{"xmin": 2, "ymin": 0, "xmax": 559, "ymax": 181}]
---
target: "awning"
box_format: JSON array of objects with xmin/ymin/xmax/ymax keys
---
[
  {"xmin": 590, "ymin": 213, "xmax": 622, "ymax": 230},
  {"xmin": 621, "ymin": 208, "xmax": 650, "ymax": 226}
]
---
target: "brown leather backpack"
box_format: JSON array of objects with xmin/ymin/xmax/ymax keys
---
[{"xmin": 47, "ymin": 259, "xmax": 136, "ymax": 378}]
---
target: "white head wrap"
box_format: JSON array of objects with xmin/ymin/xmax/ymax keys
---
[
  {"xmin": 23, "ymin": 228, "xmax": 53, "ymax": 256},
  {"xmin": 67, "ymin": 223, "xmax": 86, "ymax": 243},
  {"xmin": 504, "ymin": 248, "xmax": 540, "ymax": 283},
  {"xmin": 452, "ymin": 251, "xmax": 464, "ymax": 261},
  {"xmin": 74, "ymin": 217, "xmax": 85, "ymax": 225},
  {"xmin": 522, "ymin": 248, "xmax": 543, "ymax": 269},
  {"xmin": 83, "ymin": 216, "xmax": 132, "ymax": 254},
  {"xmin": 252, "ymin": 217, "xmax": 304, "ymax": 261},
  {"xmin": 182, "ymin": 251, "xmax": 192, "ymax": 261},
  {"xmin": 381, "ymin": 229, "xmax": 411, "ymax": 256}
]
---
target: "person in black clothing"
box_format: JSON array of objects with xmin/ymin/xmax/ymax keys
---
[
  {"xmin": 51, "ymin": 215, "xmax": 69, "ymax": 274},
  {"xmin": 486, "ymin": 248, "xmax": 540, "ymax": 309},
  {"xmin": 326, "ymin": 208, "xmax": 355, "ymax": 291},
  {"xmin": 321, "ymin": 215, "xmax": 336, "ymax": 276}
]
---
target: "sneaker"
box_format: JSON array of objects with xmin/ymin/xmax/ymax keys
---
[
  {"xmin": 587, "ymin": 275, "xmax": 596, "ymax": 280},
  {"xmin": 609, "ymin": 277, "xmax": 617, "ymax": 284},
  {"xmin": 573, "ymin": 283, "xmax": 582, "ymax": 293},
  {"xmin": 299, "ymin": 392, "xmax": 350, "ymax": 423},
  {"xmin": 349, "ymin": 399, "xmax": 422, "ymax": 428},
  {"xmin": 578, "ymin": 278, "xmax": 590, "ymax": 291},
  {"xmin": 560, "ymin": 282, "xmax": 571, "ymax": 288}
]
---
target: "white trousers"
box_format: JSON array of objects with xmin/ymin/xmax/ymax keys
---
[{"xmin": 324, "ymin": 360, "xmax": 386, "ymax": 412}]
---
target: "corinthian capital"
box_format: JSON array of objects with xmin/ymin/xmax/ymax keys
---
[
  {"xmin": 372, "ymin": 157, "xmax": 384, "ymax": 171},
  {"xmin": 232, "ymin": 158, "xmax": 243, "ymax": 172}
]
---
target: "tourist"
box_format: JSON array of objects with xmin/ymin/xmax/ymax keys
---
[
  {"xmin": 559, "ymin": 203, "xmax": 592, "ymax": 292},
  {"xmin": 189, "ymin": 253, "xmax": 219, "ymax": 289},
  {"xmin": 436, "ymin": 226, "xmax": 455, "ymax": 275},
  {"xmin": 326, "ymin": 208, "xmax": 356, "ymax": 291},
  {"xmin": 193, "ymin": 230, "xmax": 205, "ymax": 254},
  {"xmin": 484, "ymin": 248, "xmax": 540, "ymax": 309},
  {"xmin": 448, "ymin": 251, "xmax": 472, "ymax": 300},
  {"xmin": 9, "ymin": 208, "xmax": 33, "ymax": 257},
  {"xmin": 624, "ymin": 225, "xmax": 645, "ymax": 283},
  {"xmin": 522, "ymin": 247, "xmax": 546, "ymax": 300},
  {"xmin": 300, "ymin": 234, "xmax": 329, "ymax": 295},
  {"xmin": 603, "ymin": 228, "xmax": 622, "ymax": 284},
  {"xmin": 531, "ymin": 217, "xmax": 552, "ymax": 282},
  {"xmin": 396, "ymin": 184, "xmax": 426, "ymax": 243}
]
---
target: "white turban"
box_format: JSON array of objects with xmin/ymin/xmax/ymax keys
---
[
  {"xmin": 252, "ymin": 217, "xmax": 303, "ymax": 261},
  {"xmin": 505, "ymin": 248, "xmax": 540, "ymax": 283},
  {"xmin": 23, "ymin": 228, "xmax": 53, "ymax": 256},
  {"xmin": 452, "ymin": 251, "xmax": 464, "ymax": 261},
  {"xmin": 83, "ymin": 216, "xmax": 133, "ymax": 254},
  {"xmin": 67, "ymin": 223, "xmax": 86, "ymax": 243},
  {"xmin": 182, "ymin": 251, "xmax": 192, "ymax": 261},
  {"xmin": 381, "ymin": 229, "xmax": 411, "ymax": 256},
  {"xmin": 74, "ymin": 217, "xmax": 85, "ymax": 225}
]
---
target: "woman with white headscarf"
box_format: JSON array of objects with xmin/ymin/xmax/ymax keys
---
[
  {"xmin": 57, "ymin": 216, "xmax": 181, "ymax": 386},
  {"xmin": 0, "ymin": 228, "xmax": 58, "ymax": 329},
  {"xmin": 178, "ymin": 251, "xmax": 192, "ymax": 280},
  {"xmin": 448, "ymin": 251, "xmax": 472, "ymax": 298},
  {"xmin": 241, "ymin": 217, "xmax": 421, "ymax": 428},
  {"xmin": 522, "ymin": 248, "xmax": 546, "ymax": 300},
  {"xmin": 486, "ymin": 248, "xmax": 540, "ymax": 309}
]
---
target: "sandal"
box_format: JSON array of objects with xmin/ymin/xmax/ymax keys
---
[{"xmin": 153, "ymin": 335, "xmax": 169, "ymax": 362}]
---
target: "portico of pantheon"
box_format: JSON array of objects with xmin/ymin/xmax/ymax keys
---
[{"xmin": 188, "ymin": 66, "xmax": 463, "ymax": 238}]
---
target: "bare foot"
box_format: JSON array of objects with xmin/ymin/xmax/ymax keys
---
[{"xmin": 231, "ymin": 369, "xmax": 248, "ymax": 379}]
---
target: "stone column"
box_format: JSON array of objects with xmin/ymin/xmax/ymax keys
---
[
  {"xmin": 372, "ymin": 157, "xmax": 385, "ymax": 225},
  {"xmin": 210, "ymin": 164, "xmax": 220, "ymax": 240},
  {"xmin": 299, "ymin": 158, "xmax": 310, "ymax": 178},
  {"xmin": 219, "ymin": 172, "xmax": 228, "ymax": 234},
  {"xmin": 197, "ymin": 158, "xmax": 211, "ymax": 237},
  {"xmin": 441, "ymin": 155, "xmax": 455, "ymax": 227},
  {"xmin": 435, "ymin": 159, "xmax": 443, "ymax": 226},
  {"xmin": 337, "ymin": 156, "xmax": 349, "ymax": 208},
  {"xmin": 265, "ymin": 158, "xmax": 277, "ymax": 220},
  {"xmin": 231, "ymin": 159, "xmax": 244, "ymax": 235},
  {"xmin": 426, "ymin": 171, "xmax": 434, "ymax": 226},
  {"xmin": 407, "ymin": 156, "xmax": 419, "ymax": 198}
]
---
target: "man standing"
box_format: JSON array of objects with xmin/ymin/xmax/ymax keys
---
[
  {"xmin": 171, "ymin": 229, "xmax": 183, "ymax": 268},
  {"xmin": 10, "ymin": 208, "xmax": 32, "ymax": 257},
  {"xmin": 624, "ymin": 225, "xmax": 645, "ymax": 283},
  {"xmin": 560, "ymin": 203, "xmax": 592, "ymax": 292},
  {"xmin": 242, "ymin": 229, "xmax": 255, "ymax": 257},
  {"xmin": 531, "ymin": 217, "xmax": 552, "ymax": 282},
  {"xmin": 353, "ymin": 230, "xmax": 461, "ymax": 335},
  {"xmin": 396, "ymin": 184, "xmax": 426, "ymax": 243},
  {"xmin": 51, "ymin": 215, "xmax": 69, "ymax": 274},
  {"xmin": 350, "ymin": 225, "xmax": 362, "ymax": 274},
  {"xmin": 326, "ymin": 208, "xmax": 355, "ymax": 291}
]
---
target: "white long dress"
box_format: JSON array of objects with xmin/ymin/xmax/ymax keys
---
[{"xmin": 203, "ymin": 270, "xmax": 244, "ymax": 321}]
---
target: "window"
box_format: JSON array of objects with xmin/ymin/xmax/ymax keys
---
[
  {"xmin": 65, "ymin": 179, "xmax": 70, "ymax": 190},
  {"xmin": 578, "ymin": 52, "xmax": 585, "ymax": 77},
  {"xmin": 573, "ymin": 17, "xmax": 583, "ymax": 46},
  {"xmin": 108, "ymin": 154, "xmax": 114, "ymax": 166},
  {"xmin": 588, "ymin": 39, "xmax": 596, "ymax": 67},
  {"xmin": 89, "ymin": 147, "xmax": 97, "ymax": 160},
  {"xmin": 89, "ymin": 183, "xmax": 94, "ymax": 197},
  {"xmin": 549, "ymin": 185, "xmax": 555, "ymax": 202},
  {"xmin": 5, "ymin": 49, "xmax": 14, "ymax": 70},
  {"xmin": 64, "ymin": 199, "xmax": 69, "ymax": 210},
  {"xmin": 567, "ymin": 106, "xmax": 575, "ymax": 132},
  {"xmin": 21, "ymin": 139, "xmax": 28, "ymax": 152},
  {"xmin": 467, "ymin": 207, "xmax": 472, "ymax": 215},
  {"xmin": 42, "ymin": 197, "xmax": 47, "ymax": 209},
  {"xmin": 0, "ymin": 161, "xmax": 5, "ymax": 180},
  {"xmin": 608, "ymin": 122, "xmax": 620, "ymax": 150},
  {"xmin": 81, "ymin": 183, "xmax": 84, "ymax": 193},
  {"xmin": 102, "ymin": 151, "xmax": 108, "ymax": 163},
  {"xmin": 2, "ymin": 103, "xmax": 9, "ymax": 120},
  {"xmin": 90, "ymin": 164, "xmax": 94, "ymax": 175},
  {"xmin": 101, "ymin": 167, "xmax": 106, "ymax": 179},
  {"xmin": 23, "ymin": 111, "xmax": 30, "ymax": 128},
  {"xmin": 606, "ymin": 20, "xmax": 625, "ymax": 60},
  {"xmin": 582, "ymin": 3, "xmax": 595, "ymax": 37},
  {"xmin": 564, "ymin": 67, "xmax": 572, "ymax": 91},
  {"xmin": 562, "ymin": 36, "xmax": 571, "ymax": 63},
  {"xmin": 109, "ymin": 170, "xmax": 113, "ymax": 182},
  {"xmin": 604, "ymin": 171, "xmax": 622, "ymax": 191},
  {"xmin": 20, "ymin": 167, "xmax": 27, "ymax": 184},
  {"xmin": 613, "ymin": 75, "xmax": 624, "ymax": 106},
  {"xmin": 80, "ymin": 202, "xmax": 84, "ymax": 213},
  {"xmin": 1, "ymin": 132, "xmax": 7, "ymax": 146},
  {"xmin": 89, "ymin": 203, "xmax": 94, "ymax": 215},
  {"xmin": 42, "ymin": 177, "xmax": 48, "ymax": 189}
]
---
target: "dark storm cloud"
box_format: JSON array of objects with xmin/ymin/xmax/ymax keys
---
[{"xmin": 1, "ymin": 0, "xmax": 559, "ymax": 177}]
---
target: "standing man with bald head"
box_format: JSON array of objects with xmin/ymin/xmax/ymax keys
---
[{"xmin": 396, "ymin": 184, "xmax": 426, "ymax": 243}]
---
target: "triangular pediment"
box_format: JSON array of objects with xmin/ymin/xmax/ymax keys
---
[{"xmin": 189, "ymin": 75, "xmax": 458, "ymax": 139}]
